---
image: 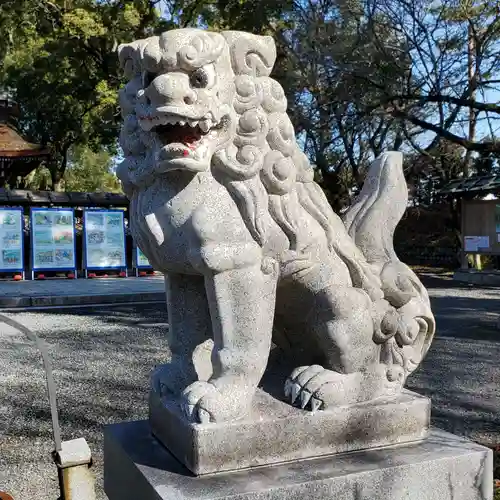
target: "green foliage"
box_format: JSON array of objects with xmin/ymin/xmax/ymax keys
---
[
  {"xmin": 63, "ymin": 144, "xmax": 121, "ymax": 192},
  {"xmin": 0, "ymin": 0, "xmax": 170, "ymax": 190},
  {"xmin": 1, "ymin": 0, "xmax": 498, "ymax": 204},
  {"xmin": 21, "ymin": 144, "xmax": 121, "ymax": 193}
]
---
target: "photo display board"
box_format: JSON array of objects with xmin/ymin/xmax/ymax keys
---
[
  {"xmin": 83, "ymin": 209, "xmax": 126, "ymax": 269},
  {"xmin": 136, "ymin": 246, "xmax": 152, "ymax": 268},
  {"xmin": 0, "ymin": 207, "xmax": 24, "ymax": 272},
  {"xmin": 30, "ymin": 208, "xmax": 76, "ymax": 271}
]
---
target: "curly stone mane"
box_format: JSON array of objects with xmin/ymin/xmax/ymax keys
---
[{"xmin": 212, "ymin": 33, "xmax": 378, "ymax": 289}]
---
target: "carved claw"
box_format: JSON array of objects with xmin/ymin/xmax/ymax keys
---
[
  {"xmin": 181, "ymin": 402, "xmax": 196, "ymax": 418},
  {"xmin": 310, "ymin": 397, "xmax": 322, "ymax": 412},
  {"xmin": 181, "ymin": 380, "xmax": 252, "ymax": 423},
  {"xmin": 300, "ymin": 390, "xmax": 312, "ymax": 409},
  {"xmin": 286, "ymin": 365, "xmax": 348, "ymax": 412},
  {"xmin": 197, "ymin": 408, "xmax": 211, "ymax": 424},
  {"xmin": 290, "ymin": 383, "xmax": 301, "ymax": 404}
]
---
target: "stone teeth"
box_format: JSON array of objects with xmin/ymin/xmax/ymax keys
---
[
  {"xmin": 199, "ymin": 119, "xmax": 211, "ymax": 133},
  {"xmin": 179, "ymin": 120, "xmax": 186, "ymax": 126},
  {"xmin": 189, "ymin": 120, "xmax": 198, "ymax": 128}
]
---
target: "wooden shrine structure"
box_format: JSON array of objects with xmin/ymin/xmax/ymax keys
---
[{"xmin": 0, "ymin": 93, "xmax": 50, "ymax": 188}]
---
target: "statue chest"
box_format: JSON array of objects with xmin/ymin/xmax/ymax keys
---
[{"xmin": 129, "ymin": 172, "xmax": 255, "ymax": 273}]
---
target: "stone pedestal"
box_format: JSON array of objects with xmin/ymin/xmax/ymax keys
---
[
  {"xmin": 104, "ymin": 420, "xmax": 493, "ymax": 500},
  {"xmin": 149, "ymin": 388, "xmax": 431, "ymax": 475}
]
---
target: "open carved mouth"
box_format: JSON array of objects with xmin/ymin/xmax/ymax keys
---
[
  {"xmin": 151, "ymin": 115, "xmax": 226, "ymax": 148},
  {"xmin": 154, "ymin": 122, "xmax": 208, "ymax": 148},
  {"xmin": 146, "ymin": 113, "xmax": 230, "ymax": 166}
]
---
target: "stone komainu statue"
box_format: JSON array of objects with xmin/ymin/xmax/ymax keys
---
[{"xmin": 117, "ymin": 29, "xmax": 435, "ymax": 424}]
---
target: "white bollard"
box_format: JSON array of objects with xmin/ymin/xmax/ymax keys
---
[{"xmin": 54, "ymin": 438, "xmax": 95, "ymax": 500}]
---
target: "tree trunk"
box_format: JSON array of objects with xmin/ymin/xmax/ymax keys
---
[
  {"xmin": 463, "ymin": 24, "xmax": 478, "ymax": 176},
  {"xmin": 50, "ymin": 145, "xmax": 70, "ymax": 191}
]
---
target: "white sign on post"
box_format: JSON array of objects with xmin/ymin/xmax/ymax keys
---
[
  {"xmin": 84, "ymin": 210, "xmax": 126, "ymax": 269},
  {"xmin": 464, "ymin": 235, "xmax": 490, "ymax": 252},
  {"xmin": 0, "ymin": 208, "xmax": 23, "ymax": 271}
]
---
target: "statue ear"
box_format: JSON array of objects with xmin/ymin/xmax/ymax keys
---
[
  {"xmin": 118, "ymin": 43, "xmax": 139, "ymax": 78},
  {"xmin": 118, "ymin": 40, "xmax": 150, "ymax": 78},
  {"xmin": 221, "ymin": 31, "xmax": 276, "ymax": 77}
]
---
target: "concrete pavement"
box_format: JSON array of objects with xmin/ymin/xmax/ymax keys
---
[{"xmin": 0, "ymin": 276, "xmax": 165, "ymax": 308}]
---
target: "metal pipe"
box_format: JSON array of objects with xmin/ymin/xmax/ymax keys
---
[{"xmin": 0, "ymin": 313, "xmax": 62, "ymax": 451}]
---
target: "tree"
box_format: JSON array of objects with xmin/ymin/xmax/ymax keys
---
[
  {"xmin": 360, "ymin": 0, "xmax": 500, "ymax": 161},
  {"xmin": 0, "ymin": 0, "xmax": 172, "ymax": 190},
  {"xmin": 22, "ymin": 144, "xmax": 122, "ymax": 192},
  {"xmin": 4, "ymin": 0, "xmax": 498, "ymax": 206},
  {"xmin": 63, "ymin": 144, "xmax": 122, "ymax": 192}
]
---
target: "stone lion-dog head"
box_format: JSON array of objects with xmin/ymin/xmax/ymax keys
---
[{"xmin": 116, "ymin": 28, "xmax": 331, "ymax": 253}]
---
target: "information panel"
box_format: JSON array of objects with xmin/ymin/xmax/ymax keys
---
[
  {"xmin": 0, "ymin": 207, "xmax": 24, "ymax": 272},
  {"xmin": 83, "ymin": 209, "xmax": 126, "ymax": 269},
  {"xmin": 30, "ymin": 208, "xmax": 76, "ymax": 271},
  {"xmin": 136, "ymin": 246, "xmax": 152, "ymax": 269}
]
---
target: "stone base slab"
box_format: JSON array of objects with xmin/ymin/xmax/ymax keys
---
[
  {"xmin": 104, "ymin": 420, "xmax": 493, "ymax": 500},
  {"xmin": 149, "ymin": 387, "xmax": 430, "ymax": 475}
]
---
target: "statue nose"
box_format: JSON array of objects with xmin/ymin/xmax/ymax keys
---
[{"xmin": 145, "ymin": 73, "xmax": 197, "ymax": 107}]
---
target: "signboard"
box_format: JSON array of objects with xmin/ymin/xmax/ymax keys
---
[
  {"xmin": 0, "ymin": 207, "xmax": 24, "ymax": 272},
  {"xmin": 83, "ymin": 209, "xmax": 126, "ymax": 269},
  {"xmin": 136, "ymin": 246, "xmax": 152, "ymax": 269},
  {"xmin": 30, "ymin": 208, "xmax": 76, "ymax": 271},
  {"xmin": 496, "ymin": 205, "xmax": 500, "ymax": 233},
  {"xmin": 464, "ymin": 235, "xmax": 490, "ymax": 252}
]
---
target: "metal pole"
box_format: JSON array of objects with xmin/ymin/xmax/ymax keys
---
[{"xmin": 0, "ymin": 313, "xmax": 61, "ymax": 451}]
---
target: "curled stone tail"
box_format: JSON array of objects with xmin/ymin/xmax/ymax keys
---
[{"xmin": 344, "ymin": 152, "xmax": 436, "ymax": 376}]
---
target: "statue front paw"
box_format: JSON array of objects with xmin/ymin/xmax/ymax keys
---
[
  {"xmin": 284, "ymin": 365, "xmax": 343, "ymax": 411},
  {"xmin": 181, "ymin": 380, "xmax": 252, "ymax": 423}
]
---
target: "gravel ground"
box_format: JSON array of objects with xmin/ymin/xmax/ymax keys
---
[
  {"xmin": 0, "ymin": 303, "xmax": 169, "ymax": 500},
  {"xmin": 0, "ymin": 272, "xmax": 499, "ymax": 499},
  {"xmin": 408, "ymin": 272, "xmax": 500, "ymax": 445}
]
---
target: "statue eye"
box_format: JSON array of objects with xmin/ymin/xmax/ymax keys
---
[
  {"xmin": 143, "ymin": 71, "xmax": 158, "ymax": 87},
  {"xmin": 190, "ymin": 68, "xmax": 208, "ymax": 88},
  {"xmin": 189, "ymin": 65, "xmax": 215, "ymax": 89}
]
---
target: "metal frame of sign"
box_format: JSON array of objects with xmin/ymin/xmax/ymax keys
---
[
  {"xmin": 134, "ymin": 244, "xmax": 153, "ymax": 275},
  {"xmin": 30, "ymin": 207, "xmax": 77, "ymax": 278},
  {"xmin": 0, "ymin": 206, "xmax": 25, "ymax": 276},
  {"xmin": 82, "ymin": 208, "xmax": 128, "ymax": 278}
]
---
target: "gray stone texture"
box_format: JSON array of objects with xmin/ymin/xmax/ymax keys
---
[
  {"xmin": 149, "ymin": 387, "xmax": 431, "ymax": 475},
  {"xmin": 104, "ymin": 420, "xmax": 493, "ymax": 500},
  {"xmin": 117, "ymin": 27, "xmax": 437, "ymax": 427}
]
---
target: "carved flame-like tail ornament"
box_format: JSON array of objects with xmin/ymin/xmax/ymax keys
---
[{"xmin": 344, "ymin": 152, "xmax": 436, "ymax": 381}]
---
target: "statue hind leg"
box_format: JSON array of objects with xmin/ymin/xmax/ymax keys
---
[{"xmin": 283, "ymin": 263, "xmax": 401, "ymax": 411}]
